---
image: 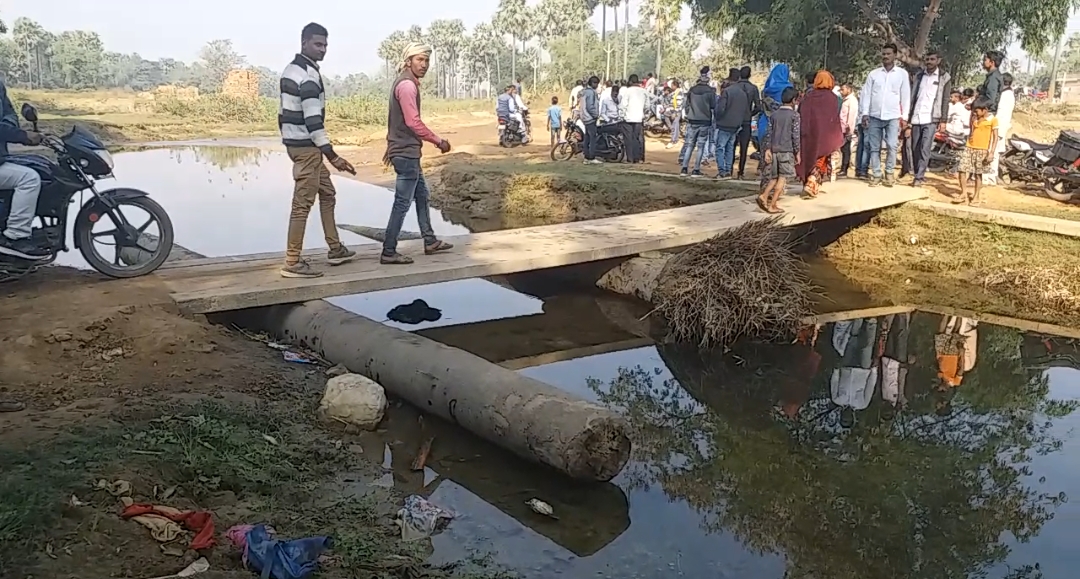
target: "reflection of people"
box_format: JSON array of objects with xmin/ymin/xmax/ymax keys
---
[
  {"xmin": 779, "ymin": 325, "xmax": 822, "ymax": 419},
  {"xmin": 831, "ymin": 318, "xmax": 880, "ymax": 428},
  {"xmin": 880, "ymin": 313, "xmax": 913, "ymax": 419},
  {"xmin": 935, "ymin": 316, "xmax": 978, "ymax": 390}
]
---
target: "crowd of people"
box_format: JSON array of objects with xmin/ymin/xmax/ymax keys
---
[{"xmin": 543, "ymin": 45, "xmax": 1016, "ymax": 215}]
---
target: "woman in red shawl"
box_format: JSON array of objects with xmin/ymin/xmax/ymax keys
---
[{"xmin": 797, "ymin": 71, "xmax": 844, "ymax": 197}]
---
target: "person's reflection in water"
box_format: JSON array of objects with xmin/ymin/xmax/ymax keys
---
[
  {"xmin": 780, "ymin": 324, "xmax": 823, "ymax": 420},
  {"xmin": 934, "ymin": 315, "xmax": 978, "ymax": 415},
  {"xmin": 831, "ymin": 318, "xmax": 880, "ymax": 429},
  {"xmin": 880, "ymin": 313, "xmax": 913, "ymax": 420}
]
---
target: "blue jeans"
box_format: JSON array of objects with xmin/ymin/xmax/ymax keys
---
[
  {"xmin": 714, "ymin": 128, "xmax": 738, "ymax": 175},
  {"xmin": 669, "ymin": 116, "xmax": 680, "ymax": 145},
  {"xmin": 384, "ymin": 157, "xmax": 438, "ymax": 256},
  {"xmin": 866, "ymin": 117, "xmax": 900, "ymax": 180},
  {"xmin": 679, "ymin": 124, "xmax": 710, "ymax": 172},
  {"xmin": 856, "ymin": 124, "xmax": 870, "ymax": 176}
]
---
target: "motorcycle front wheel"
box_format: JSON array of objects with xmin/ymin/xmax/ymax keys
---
[{"xmin": 76, "ymin": 195, "xmax": 175, "ymax": 278}]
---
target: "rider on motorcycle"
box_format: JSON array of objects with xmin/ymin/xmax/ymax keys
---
[
  {"xmin": 0, "ymin": 79, "xmax": 46, "ymax": 260},
  {"xmin": 495, "ymin": 85, "xmax": 528, "ymax": 140}
]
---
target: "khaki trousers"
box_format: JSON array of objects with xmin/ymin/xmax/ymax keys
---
[{"xmin": 285, "ymin": 146, "xmax": 341, "ymax": 264}]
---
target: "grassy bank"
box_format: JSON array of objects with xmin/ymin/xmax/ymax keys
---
[
  {"xmin": 823, "ymin": 205, "xmax": 1080, "ymax": 327},
  {"xmin": 0, "ymin": 398, "xmax": 511, "ymax": 579},
  {"xmin": 13, "ymin": 88, "xmax": 489, "ymax": 145},
  {"xmin": 427, "ymin": 154, "xmax": 755, "ymax": 230}
]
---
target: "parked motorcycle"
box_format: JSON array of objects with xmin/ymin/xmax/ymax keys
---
[
  {"xmin": 1000, "ymin": 134, "xmax": 1053, "ymax": 184},
  {"xmin": 643, "ymin": 106, "xmax": 683, "ymax": 140},
  {"xmin": 551, "ymin": 118, "xmax": 586, "ymax": 161},
  {"xmin": 0, "ymin": 104, "xmax": 174, "ymax": 282},
  {"xmin": 927, "ymin": 130, "xmax": 965, "ymax": 173},
  {"xmin": 497, "ymin": 110, "xmax": 531, "ymax": 148},
  {"xmin": 592, "ymin": 123, "xmax": 626, "ymax": 162},
  {"xmin": 1041, "ymin": 130, "xmax": 1080, "ymax": 203}
]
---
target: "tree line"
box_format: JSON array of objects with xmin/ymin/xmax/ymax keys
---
[
  {"xmin": 376, "ymin": 0, "xmax": 1077, "ymax": 99},
  {"xmin": 0, "ymin": 16, "xmax": 384, "ymax": 98}
]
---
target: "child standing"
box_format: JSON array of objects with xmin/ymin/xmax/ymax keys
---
[
  {"xmin": 547, "ymin": 96, "xmax": 563, "ymax": 147},
  {"xmin": 757, "ymin": 87, "xmax": 801, "ymax": 214},
  {"xmin": 955, "ymin": 97, "xmax": 998, "ymax": 205}
]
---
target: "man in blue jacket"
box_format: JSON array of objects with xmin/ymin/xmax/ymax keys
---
[{"xmin": 0, "ymin": 80, "xmax": 46, "ymax": 260}]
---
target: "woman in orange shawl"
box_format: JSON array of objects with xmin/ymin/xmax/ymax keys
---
[{"xmin": 797, "ymin": 71, "xmax": 844, "ymax": 197}]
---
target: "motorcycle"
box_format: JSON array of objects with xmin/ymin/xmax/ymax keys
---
[
  {"xmin": 1041, "ymin": 130, "xmax": 1080, "ymax": 203},
  {"xmin": 551, "ymin": 117, "xmax": 587, "ymax": 161},
  {"xmin": 0, "ymin": 104, "xmax": 174, "ymax": 282},
  {"xmin": 643, "ymin": 105, "xmax": 684, "ymax": 140},
  {"xmin": 927, "ymin": 130, "xmax": 966, "ymax": 173},
  {"xmin": 498, "ymin": 110, "xmax": 531, "ymax": 148},
  {"xmin": 592, "ymin": 122, "xmax": 626, "ymax": 162},
  {"xmin": 999, "ymin": 134, "xmax": 1053, "ymax": 184}
]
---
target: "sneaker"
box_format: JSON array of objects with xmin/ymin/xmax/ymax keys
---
[
  {"xmin": 0, "ymin": 235, "xmax": 50, "ymax": 261},
  {"xmin": 883, "ymin": 179, "xmax": 895, "ymax": 188},
  {"xmin": 912, "ymin": 179, "xmax": 926, "ymax": 188},
  {"xmin": 868, "ymin": 179, "xmax": 881, "ymax": 188},
  {"xmin": 679, "ymin": 168, "xmax": 688, "ymax": 177},
  {"xmin": 327, "ymin": 245, "xmax": 357, "ymax": 266},
  {"xmin": 590, "ymin": 159, "xmax": 603, "ymax": 165},
  {"xmin": 280, "ymin": 259, "xmax": 323, "ymax": 279},
  {"xmin": 736, "ymin": 173, "xmax": 745, "ymax": 181},
  {"xmin": 665, "ymin": 143, "xmax": 674, "ymax": 150},
  {"xmin": 690, "ymin": 170, "xmax": 703, "ymax": 178}
]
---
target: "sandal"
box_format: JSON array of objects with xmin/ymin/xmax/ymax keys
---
[
  {"xmin": 755, "ymin": 197, "xmax": 770, "ymax": 213},
  {"xmin": 380, "ymin": 253, "xmax": 414, "ymax": 265},
  {"xmin": 424, "ymin": 240, "xmax": 454, "ymax": 255}
]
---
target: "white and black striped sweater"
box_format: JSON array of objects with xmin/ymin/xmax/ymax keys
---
[{"xmin": 278, "ymin": 53, "xmax": 337, "ymax": 159}]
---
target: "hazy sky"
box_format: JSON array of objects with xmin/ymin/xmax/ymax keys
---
[{"xmin": 5, "ymin": 0, "xmax": 658, "ymax": 76}]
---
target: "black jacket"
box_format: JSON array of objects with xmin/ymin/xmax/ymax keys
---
[
  {"xmin": 909, "ymin": 68, "xmax": 952, "ymax": 124},
  {"xmin": 714, "ymin": 85, "xmax": 750, "ymax": 131},
  {"xmin": 683, "ymin": 81, "xmax": 716, "ymax": 125},
  {"xmin": 0, "ymin": 81, "xmax": 31, "ymax": 162},
  {"xmin": 978, "ymin": 69, "xmax": 1003, "ymax": 113},
  {"xmin": 736, "ymin": 80, "xmax": 762, "ymax": 122}
]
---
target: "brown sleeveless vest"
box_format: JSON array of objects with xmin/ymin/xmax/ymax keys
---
[{"xmin": 385, "ymin": 71, "xmax": 423, "ymax": 161}]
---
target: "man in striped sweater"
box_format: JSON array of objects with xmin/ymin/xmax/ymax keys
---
[{"xmin": 278, "ymin": 22, "xmax": 356, "ymax": 279}]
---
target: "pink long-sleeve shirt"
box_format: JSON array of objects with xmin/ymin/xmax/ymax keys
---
[{"xmin": 394, "ymin": 80, "xmax": 442, "ymax": 146}]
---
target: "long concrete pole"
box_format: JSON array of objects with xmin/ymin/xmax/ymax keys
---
[{"xmin": 156, "ymin": 238, "xmax": 632, "ymax": 482}]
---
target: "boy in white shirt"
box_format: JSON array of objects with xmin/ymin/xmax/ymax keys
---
[{"xmin": 945, "ymin": 89, "xmax": 969, "ymax": 139}]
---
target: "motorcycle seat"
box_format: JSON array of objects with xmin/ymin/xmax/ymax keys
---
[{"xmin": 1012, "ymin": 136, "xmax": 1051, "ymax": 150}]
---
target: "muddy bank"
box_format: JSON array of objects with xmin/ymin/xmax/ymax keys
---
[
  {"xmin": 425, "ymin": 154, "xmax": 753, "ymax": 230},
  {"xmin": 0, "ymin": 267, "xmax": 506, "ymax": 579}
]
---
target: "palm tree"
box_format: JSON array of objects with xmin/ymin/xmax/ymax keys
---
[
  {"xmin": 494, "ymin": 0, "xmax": 528, "ymax": 83},
  {"xmin": 640, "ymin": 0, "xmax": 680, "ymax": 80}
]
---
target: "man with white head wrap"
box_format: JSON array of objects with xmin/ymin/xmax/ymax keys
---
[{"xmin": 381, "ymin": 42, "xmax": 454, "ymax": 265}]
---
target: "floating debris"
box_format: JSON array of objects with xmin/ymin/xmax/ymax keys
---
[{"xmin": 526, "ymin": 498, "xmax": 559, "ymax": 520}]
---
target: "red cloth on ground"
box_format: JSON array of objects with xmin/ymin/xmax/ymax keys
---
[
  {"xmin": 121, "ymin": 503, "xmax": 216, "ymax": 550},
  {"xmin": 796, "ymin": 89, "xmax": 844, "ymax": 183}
]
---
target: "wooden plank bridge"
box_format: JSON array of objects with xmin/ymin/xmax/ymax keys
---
[{"xmin": 156, "ymin": 186, "xmax": 926, "ymax": 314}]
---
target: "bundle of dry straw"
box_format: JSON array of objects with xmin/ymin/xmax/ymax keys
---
[{"xmin": 651, "ymin": 218, "xmax": 814, "ymax": 348}]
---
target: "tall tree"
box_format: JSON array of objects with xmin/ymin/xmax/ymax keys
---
[
  {"xmin": 640, "ymin": 0, "xmax": 680, "ymax": 79},
  {"xmin": 50, "ymin": 30, "xmax": 105, "ymax": 89},
  {"xmin": 198, "ymin": 39, "xmax": 245, "ymax": 92},
  {"xmin": 494, "ymin": 0, "xmax": 528, "ymax": 81},
  {"xmin": 688, "ymin": 0, "xmax": 1080, "ymax": 79}
]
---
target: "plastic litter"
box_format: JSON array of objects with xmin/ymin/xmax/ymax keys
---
[
  {"xmin": 394, "ymin": 495, "xmax": 455, "ymax": 542},
  {"xmin": 241, "ymin": 524, "xmax": 332, "ymax": 579},
  {"xmin": 386, "ymin": 299, "xmax": 442, "ymax": 325},
  {"xmin": 282, "ymin": 351, "xmax": 315, "ymax": 364},
  {"xmin": 144, "ymin": 557, "xmax": 210, "ymax": 579}
]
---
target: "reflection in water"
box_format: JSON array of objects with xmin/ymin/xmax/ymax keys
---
[
  {"xmin": 587, "ymin": 311, "xmax": 1076, "ymax": 579},
  {"xmin": 184, "ymin": 146, "xmax": 268, "ymax": 170}
]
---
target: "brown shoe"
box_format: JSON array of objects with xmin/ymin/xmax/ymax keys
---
[
  {"xmin": 327, "ymin": 245, "xmax": 357, "ymax": 266},
  {"xmin": 424, "ymin": 240, "xmax": 454, "ymax": 255},
  {"xmin": 280, "ymin": 259, "xmax": 323, "ymax": 278}
]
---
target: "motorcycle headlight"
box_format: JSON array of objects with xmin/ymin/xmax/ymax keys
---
[{"xmin": 94, "ymin": 149, "xmax": 115, "ymax": 170}]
